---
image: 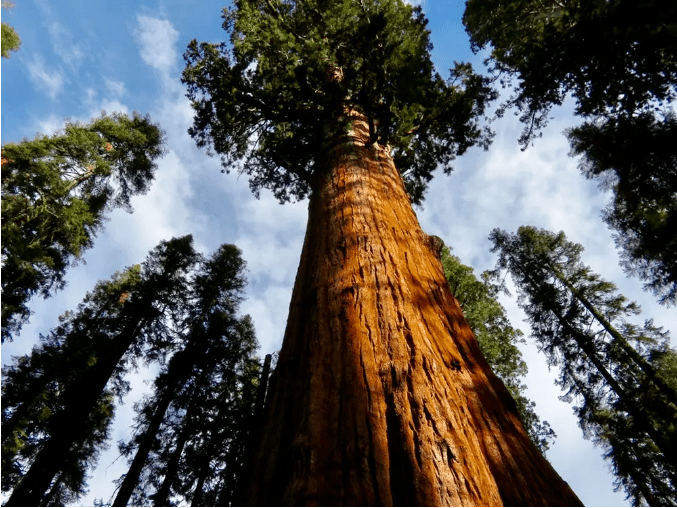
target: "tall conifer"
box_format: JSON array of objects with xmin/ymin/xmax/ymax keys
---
[
  {"xmin": 490, "ymin": 225, "xmax": 677, "ymax": 505},
  {"xmin": 112, "ymin": 245, "xmax": 260, "ymax": 507},
  {"xmin": 3, "ymin": 236, "xmax": 198, "ymax": 507}
]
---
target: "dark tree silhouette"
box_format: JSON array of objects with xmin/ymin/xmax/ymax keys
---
[{"xmin": 3, "ymin": 236, "xmax": 198, "ymax": 506}]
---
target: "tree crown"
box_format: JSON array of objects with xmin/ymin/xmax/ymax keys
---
[{"xmin": 182, "ymin": 0, "xmax": 496, "ymax": 204}]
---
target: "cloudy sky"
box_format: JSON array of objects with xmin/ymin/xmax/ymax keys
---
[{"xmin": 1, "ymin": 0, "xmax": 673, "ymax": 506}]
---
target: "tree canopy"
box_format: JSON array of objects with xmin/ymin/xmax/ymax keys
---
[
  {"xmin": 565, "ymin": 112, "xmax": 677, "ymax": 306},
  {"xmin": 182, "ymin": 0, "xmax": 496, "ymax": 205},
  {"xmin": 463, "ymin": 0, "xmax": 677, "ymax": 308},
  {"xmin": 1, "ymin": 112, "xmax": 166, "ymax": 341},
  {"xmin": 463, "ymin": 0, "xmax": 677, "ymax": 144}
]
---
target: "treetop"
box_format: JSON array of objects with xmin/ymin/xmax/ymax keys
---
[{"xmin": 183, "ymin": 0, "xmax": 496, "ymax": 204}]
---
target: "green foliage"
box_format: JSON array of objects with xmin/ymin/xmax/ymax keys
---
[
  {"xmin": 1, "ymin": 22, "xmax": 20, "ymax": 58},
  {"xmin": 1, "ymin": 1, "xmax": 20, "ymax": 58},
  {"xmin": 182, "ymin": 0, "xmax": 496, "ymax": 205},
  {"xmin": 463, "ymin": 0, "xmax": 677, "ymax": 144},
  {"xmin": 113, "ymin": 244, "xmax": 260, "ymax": 507},
  {"xmin": 463, "ymin": 0, "xmax": 677, "ymax": 309},
  {"xmin": 566, "ymin": 112, "xmax": 677, "ymax": 306},
  {"xmin": 440, "ymin": 245, "xmax": 555, "ymax": 453},
  {"xmin": 490, "ymin": 225, "xmax": 677, "ymax": 506},
  {"xmin": 2, "ymin": 236, "xmax": 200, "ymax": 506},
  {"xmin": 1, "ymin": 112, "xmax": 166, "ymax": 342}
]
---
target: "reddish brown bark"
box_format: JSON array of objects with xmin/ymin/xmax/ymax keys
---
[{"xmin": 240, "ymin": 111, "xmax": 583, "ymax": 506}]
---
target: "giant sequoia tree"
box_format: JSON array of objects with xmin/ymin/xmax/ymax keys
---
[
  {"xmin": 183, "ymin": 0, "xmax": 581, "ymax": 504},
  {"xmin": 490, "ymin": 226, "xmax": 677, "ymax": 506},
  {"xmin": 440, "ymin": 245, "xmax": 556, "ymax": 453}
]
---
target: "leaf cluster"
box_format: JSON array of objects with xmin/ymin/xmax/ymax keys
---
[
  {"xmin": 1, "ymin": 1, "xmax": 20, "ymax": 59},
  {"xmin": 566, "ymin": 112, "xmax": 677, "ymax": 306}
]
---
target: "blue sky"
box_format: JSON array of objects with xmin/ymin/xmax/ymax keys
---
[{"xmin": 1, "ymin": 0, "xmax": 673, "ymax": 506}]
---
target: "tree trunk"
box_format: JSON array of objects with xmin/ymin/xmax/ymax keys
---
[
  {"xmin": 152, "ymin": 402, "xmax": 195, "ymax": 507},
  {"xmin": 557, "ymin": 272, "xmax": 677, "ymax": 407},
  {"xmin": 113, "ymin": 375, "xmax": 178, "ymax": 507},
  {"xmin": 5, "ymin": 316, "xmax": 147, "ymax": 507},
  {"xmin": 544, "ymin": 301, "xmax": 677, "ymax": 471},
  {"xmin": 239, "ymin": 111, "xmax": 583, "ymax": 506}
]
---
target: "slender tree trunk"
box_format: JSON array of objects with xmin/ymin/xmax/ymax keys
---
[
  {"xmin": 563, "ymin": 363, "xmax": 662, "ymax": 507},
  {"xmin": 190, "ymin": 467, "xmax": 209, "ymax": 507},
  {"xmin": 238, "ymin": 111, "xmax": 583, "ymax": 506},
  {"xmin": 5, "ymin": 316, "xmax": 147, "ymax": 507},
  {"xmin": 113, "ymin": 378, "xmax": 178, "ymax": 506},
  {"xmin": 113, "ymin": 339, "xmax": 205, "ymax": 506},
  {"xmin": 192, "ymin": 391, "xmax": 245, "ymax": 507},
  {"xmin": 40, "ymin": 470, "xmax": 66, "ymax": 507},
  {"xmin": 153, "ymin": 403, "xmax": 195, "ymax": 507},
  {"xmin": 253, "ymin": 353, "xmax": 273, "ymax": 423},
  {"xmin": 556, "ymin": 272, "xmax": 677, "ymax": 407},
  {"xmin": 545, "ymin": 303, "xmax": 677, "ymax": 471}
]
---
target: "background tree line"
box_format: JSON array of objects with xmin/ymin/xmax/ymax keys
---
[{"xmin": 2, "ymin": 236, "xmax": 263, "ymax": 506}]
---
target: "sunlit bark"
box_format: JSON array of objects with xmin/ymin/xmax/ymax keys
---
[{"xmin": 240, "ymin": 111, "xmax": 582, "ymax": 506}]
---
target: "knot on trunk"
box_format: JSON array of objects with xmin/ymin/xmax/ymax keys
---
[{"xmin": 421, "ymin": 232, "xmax": 444, "ymax": 260}]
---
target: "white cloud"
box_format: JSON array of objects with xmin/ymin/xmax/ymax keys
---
[
  {"xmin": 48, "ymin": 20, "xmax": 86, "ymax": 68},
  {"xmin": 104, "ymin": 78, "xmax": 126, "ymax": 98},
  {"xmin": 105, "ymin": 149, "xmax": 196, "ymax": 261},
  {"xmin": 241, "ymin": 285, "xmax": 293, "ymax": 353},
  {"xmin": 34, "ymin": 114, "xmax": 65, "ymax": 137},
  {"xmin": 133, "ymin": 15, "xmax": 179, "ymax": 73},
  {"xmin": 35, "ymin": 0, "xmax": 86, "ymax": 68},
  {"xmin": 25, "ymin": 55, "xmax": 65, "ymax": 99},
  {"xmin": 80, "ymin": 87, "xmax": 130, "ymax": 119}
]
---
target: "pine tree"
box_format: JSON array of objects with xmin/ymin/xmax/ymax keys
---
[
  {"xmin": 111, "ymin": 244, "xmax": 260, "ymax": 507},
  {"xmin": 1, "ymin": 111, "xmax": 166, "ymax": 341},
  {"xmin": 183, "ymin": 0, "xmax": 581, "ymax": 503},
  {"xmin": 440, "ymin": 244, "xmax": 555, "ymax": 452},
  {"xmin": 2, "ymin": 236, "xmax": 198, "ymax": 507},
  {"xmin": 490, "ymin": 225, "xmax": 677, "ymax": 505}
]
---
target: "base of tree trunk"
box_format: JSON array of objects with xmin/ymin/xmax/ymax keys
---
[{"xmin": 239, "ymin": 111, "xmax": 583, "ymax": 506}]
